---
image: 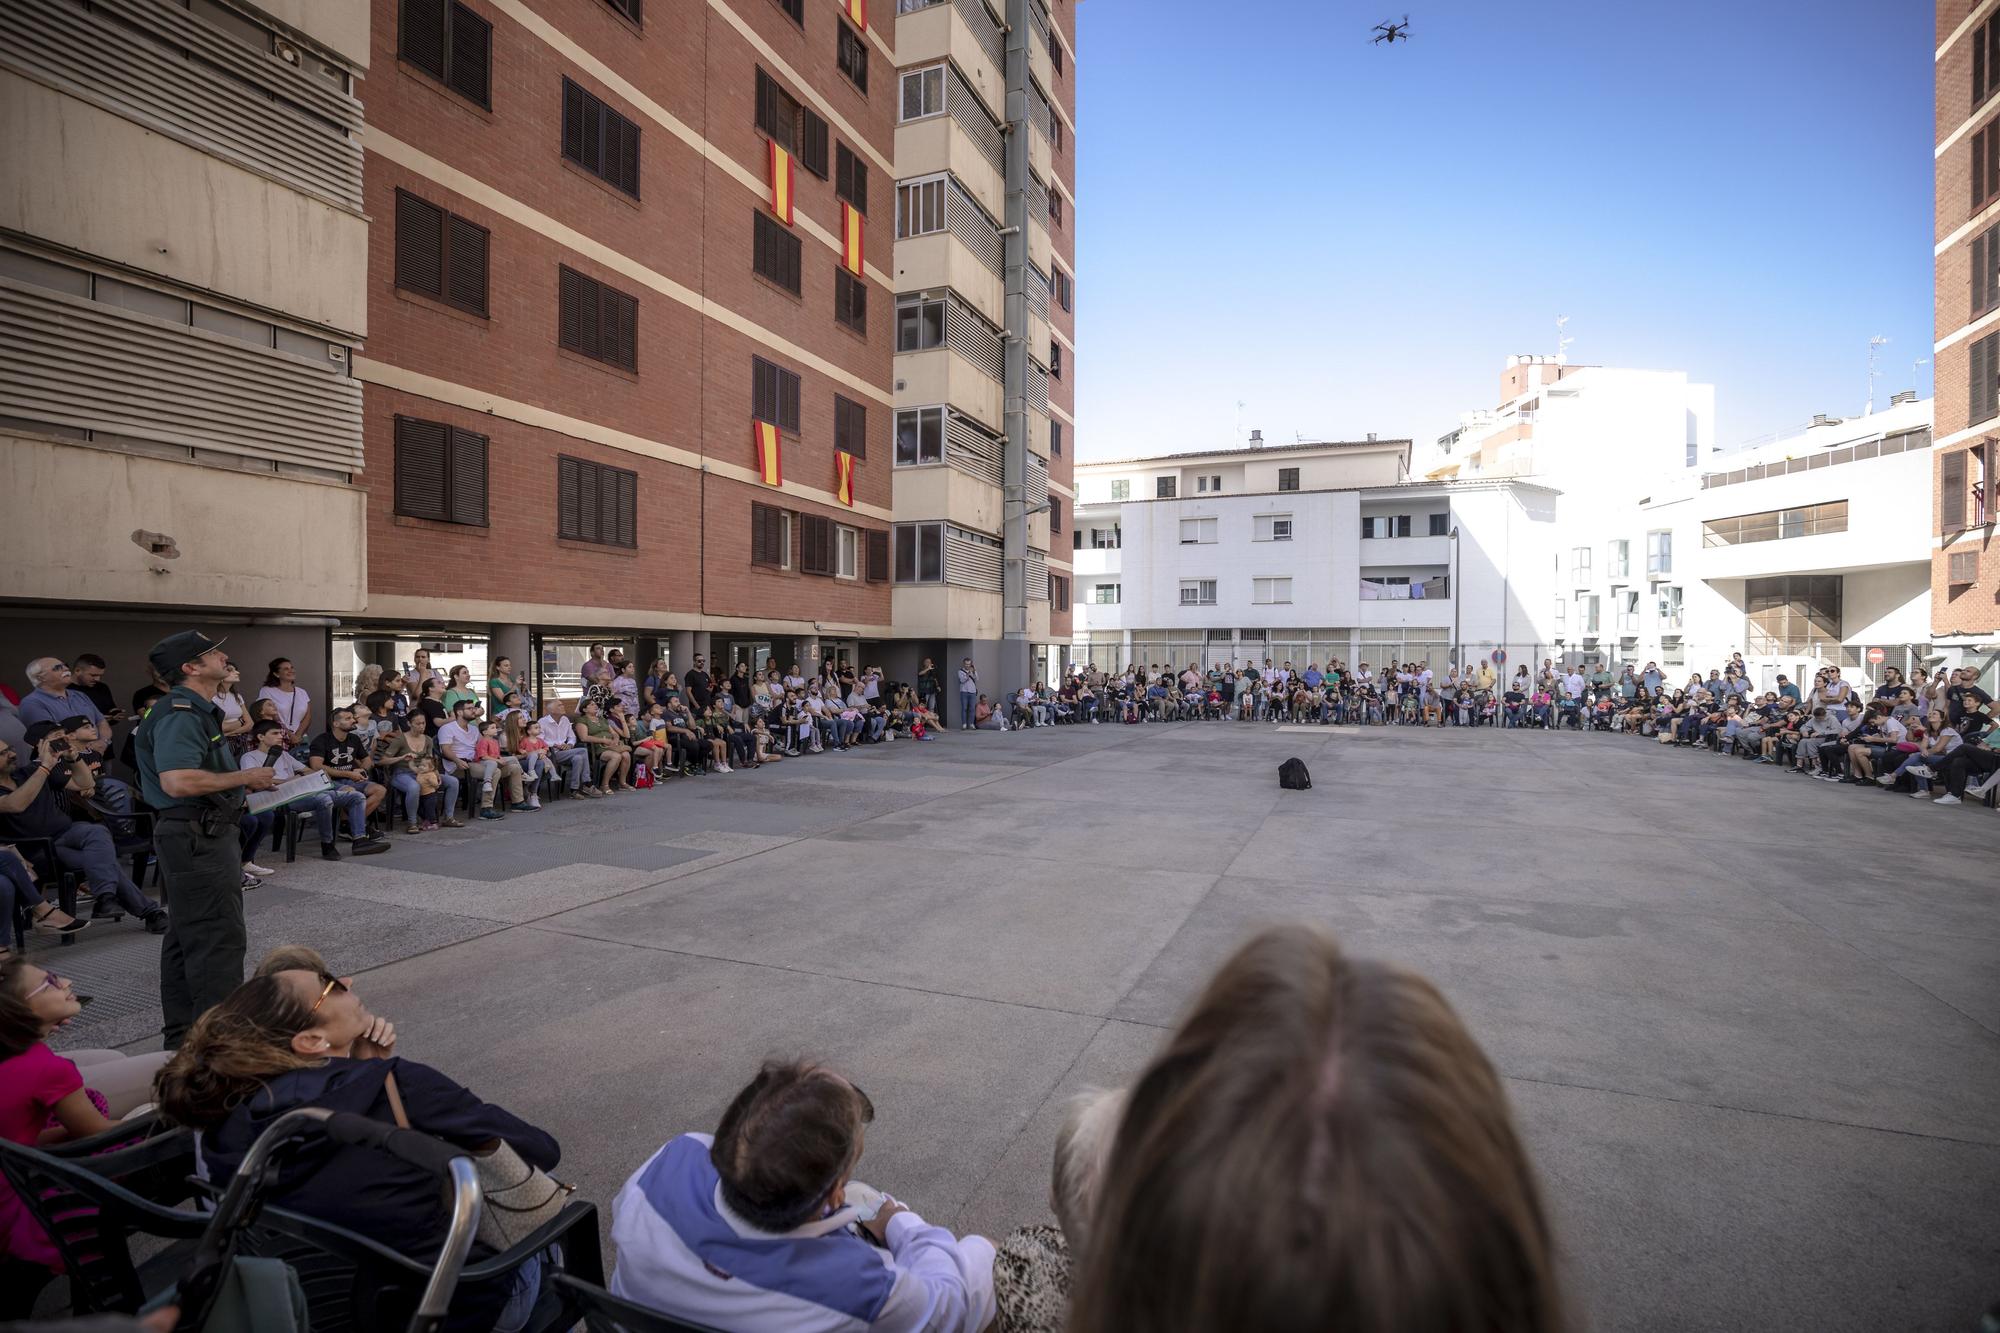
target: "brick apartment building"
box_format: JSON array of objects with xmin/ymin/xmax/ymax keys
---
[
  {"xmin": 1935, "ymin": 1, "xmax": 2000, "ymax": 681},
  {"xmin": 354, "ymin": 0, "xmax": 903, "ymax": 690}
]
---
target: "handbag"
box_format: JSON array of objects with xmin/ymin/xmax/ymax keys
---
[
  {"xmin": 383, "ymin": 1070, "xmax": 575, "ymax": 1251},
  {"xmin": 633, "ymin": 762, "xmax": 654, "ymax": 788}
]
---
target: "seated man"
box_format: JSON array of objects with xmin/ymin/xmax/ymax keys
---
[
  {"xmin": 0, "ymin": 726, "xmax": 165, "ymax": 929},
  {"xmin": 610, "ymin": 1060, "xmax": 997, "ymax": 1333},
  {"xmin": 437, "ymin": 698, "xmax": 528, "ymax": 818},
  {"xmin": 1843, "ymin": 702, "xmax": 1906, "ymax": 784},
  {"xmin": 240, "ymin": 719, "xmax": 374, "ymax": 859},
  {"xmin": 536, "ymin": 698, "xmax": 595, "ymax": 794},
  {"xmin": 309, "ymin": 707, "xmax": 389, "ymax": 832}
]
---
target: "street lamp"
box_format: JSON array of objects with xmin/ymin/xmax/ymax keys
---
[{"xmin": 1449, "ymin": 526, "xmax": 1461, "ymax": 672}]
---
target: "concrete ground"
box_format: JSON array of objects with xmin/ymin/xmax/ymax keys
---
[{"xmin": 41, "ymin": 720, "xmax": 2000, "ymax": 1329}]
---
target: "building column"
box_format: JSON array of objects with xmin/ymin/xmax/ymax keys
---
[
  {"xmin": 490, "ymin": 623, "xmax": 531, "ymax": 684},
  {"xmin": 667, "ymin": 630, "xmax": 694, "ymax": 675},
  {"xmin": 789, "ymin": 635, "xmax": 818, "ymax": 677}
]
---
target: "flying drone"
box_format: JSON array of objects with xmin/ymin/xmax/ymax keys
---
[{"xmin": 1372, "ymin": 14, "xmax": 1410, "ymax": 43}]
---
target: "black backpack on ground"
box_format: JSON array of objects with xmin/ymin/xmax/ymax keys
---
[{"xmin": 1279, "ymin": 757, "xmax": 1311, "ymax": 790}]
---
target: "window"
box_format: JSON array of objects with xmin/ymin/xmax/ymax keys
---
[
  {"xmin": 756, "ymin": 69, "xmax": 828, "ymax": 175},
  {"xmin": 1361, "ymin": 515, "xmax": 1410, "ymax": 539},
  {"xmin": 1156, "ymin": 477, "xmax": 1176, "ymax": 498},
  {"xmin": 1054, "ymin": 269, "xmax": 1072, "ymax": 311},
  {"xmin": 836, "ymin": 145, "xmax": 869, "ymax": 216},
  {"xmin": 866, "ymin": 528, "xmax": 890, "ymax": 582},
  {"xmin": 1570, "ymin": 545, "xmax": 1592, "ymax": 584},
  {"xmin": 1975, "ymin": 224, "xmax": 2000, "ymax": 319},
  {"xmin": 394, "ymin": 415, "xmax": 487, "ymax": 526},
  {"xmin": 1091, "ymin": 583, "xmax": 1120, "ymax": 604},
  {"xmin": 751, "ymin": 502, "xmax": 792, "ymax": 569},
  {"xmin": 896, "ymin": 406, "xmax": 943, "ymax": 464},
  {"xmin": 398, "ymin": 0, "xmax": 491, "ymax": 107},
  {"xmin": 1049, "ymin": 495, "xmax": 1062, "ymax": 532},
  {"xmin": 1976, "ymin": 123, "xmax": 2000, "ymax": 212},
  {"xmin": 1971, "ymin": 331, "xmax": 2000, "ymax": 428},
  {"xmin": 1179, "ymin": 579, "xmax": 1217, "ymax": 606},
  {"xmin": 1277, "ymin": 467, "xmax": 1299, "ymax": 492},
  {"xmin": 798, "ymin": 513, "xmax": 835, "ymax": 574},
  {"xmin": 1073, "ymin": 528, "xmax": 1082, "ymax": 550},
  {"xmin": 1578, "ymin": 594, "xmax": 1600, "ymax": 634},
  {"xmin": 837, "ymin": 20, "xmax": 868, "ymax": 92},
  {"xmin": 562, "ymin": 78, "xmax": 641, "ymax": 197},
  {"xmin": 1049, "ymin": 191, "xmax": 1063, "ymax": 227},
  {"xmin": 896, "ymin": 296, "xmax": 945, "ymax": 350},
  {"xmin": 835, "ymin": 270, "xmax": 867, "ymax": 333},
  {"xmin": 1252, "ymin": 577, "xmax": 1292, "ymax": 605},
  {"xmin": 1429, "ymin": 512, "xmax": 1450, "ymax": 537},
  {"xmin": 1253, "ymin": 514, "xmax": 1292, "ymax": 542},
  {"xmin": 1090, "ymin": 525, "xmax": 1121, "ymax": 549},
  {"xmin": 752, "ymin": 355, "xmax": 801, "ymax": 433},
  {"xmin": 1050, "ymin": 35, "xmax": 1063, "ymax": 74},
  {"xmin": 1109, "ymin": 480, "xmax": 1129, "ymax": 500},
  {"xmin": 772, "ymin": 0, "xmax": 803, "ymax": 23},
  {"xmin": 900, "ymin": 66, "xmax": 944, "ymax": 121},
  {"xmin": 754, "ymin": 211, "xmax": 805, "ymax": 295},
  {"xmin": 1554, "ymin": 596, "xmax": 1566, "ymax": 631},
  {"xmin": 1701, "ymin": 502, "xmax": 1847, "ymax": 546},
  {"xmin": 557, "ymin": 455, "xmax": 637, "ymax": 547},
  {"xmin": 394, "ymin": 190, "xmax": 488, "ymax": 316},
  {"xmin": 1745, "ymin": 576, "xmax": 1841, "ymax": 655},
  {"xmin": 1607, "ymin": 539, "xmax": 1629, "ymax": 578},
  {"xmin": 1051, "ymin": 574, "xmax": 1070, "ymax": 606},
  {"xmin": 1179, "ymin": 517, "xmax": 1217, "ymax": 544},
  {"xmin": 1950, "ymin": 550, "xmax": 1979, "ymax": 585},
  {"xmin": 1051, "ymin": 421, "xmax": 1063, "ymax": 455},
  {"xmin": 1976, "ymin": 13, "xmax": 2000, "ymax": 110},
  {"xmin": 1050, "ymin": 117, "xmax": 1063, "ymax": 153},
  {"xmin": 835, "ymin": 524, "xmax": 859, "ymax": 578},
  {"xmin": 1050, "ymin": 343, "xmax": 1063, "ymax": 378},
  {"xmin": 897, "ymin": 178, "xmax": 944, "ymax": 236},
  {"xmin": 832, "ymin": 396, "xmax": 868, "ymax": 460},
  {"xmin": 1617, "ymin": 589, "xmax": 1641, "ymax": 633},
  {"xmin": 602, "ymin": 0, "xmax": 642, "ymax": 21},
  {"xmin": 1657, "ymin": 584, "xmax": 1683, "ymax": 627},
  {"xmin": 557, "ymin": 266, "xmax": 639, "ymax": 372},
  {"xmin": 894, "ymin": 521, "xmax": 943, "ymax": 582},
  {"xmin": 1647, "ymin": 529, "xmax": 1673, "ymax": 577}
]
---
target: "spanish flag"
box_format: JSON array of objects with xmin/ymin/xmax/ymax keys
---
[
  {"xmin": 835, "ymin": 450, "xmax": 855, "ymax": 506},
  {"xmin": 768, "ymin": 141, "xmax": 794, "ymax": 226},
  {"xmin": 840, "ymin": 201, "xmax": 864, "ymax": 276},
  {"xmin": 754, "ymin": 420, "xmax": 782, "ymax": 487},
  {"xmin": 845, "ymin": 0, "xmax": 866, "ymax": 29}
]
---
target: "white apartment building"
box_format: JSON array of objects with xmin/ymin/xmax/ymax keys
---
[{"xmin": 1069, "ymin": 436, "xmax": 1559, "ymax": 674}]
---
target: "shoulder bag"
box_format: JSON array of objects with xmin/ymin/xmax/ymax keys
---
[{"xmin": 383, "ymin": 1069, "xmax": 575, "ymax": 1251}]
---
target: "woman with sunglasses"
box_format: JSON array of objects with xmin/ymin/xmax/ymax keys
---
[{"xmin": 157, "ymin": 967, "xmax": 561, "ymax": 1331}]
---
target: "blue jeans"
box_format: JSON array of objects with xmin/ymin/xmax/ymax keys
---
[
  {"xmin": 390, "ymin": 771, "xmax": 459, "ymax": 823},
  {"xmin": 299, "ymin": 788, "xmax": 366, "ymax": 843},
  {"xmin": 0, "ymin": 851, "xmax": 47, "ymax": 922},
  {"xmin": 51, "ymin": 823, "xmax": 157, "ymax": 916},
  {"xmin": 960, "ymin": 692, "xmax": 977, "ymax": 727}
]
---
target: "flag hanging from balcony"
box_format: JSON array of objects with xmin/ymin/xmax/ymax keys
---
[
  {"xmin": 753, "ymin": 420, "xmax": 783, "ymax": 487},
  {"xmin": 844, "ymin": 0, "xmax": 866, "ymax": 29},
  {"xmin": 840, "ymin": 201, "xmax": 864, "ymax": 275},
  {"xmin": 767, "ymin": 141, "xmax": 795, "ymax": 225},
  {"xmin": 835, "ymin": 450, "xmax": 855, "ymax": 506}
]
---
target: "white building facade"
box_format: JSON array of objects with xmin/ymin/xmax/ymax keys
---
[{"xmin": 1069, "ymin": 438, "xmax": 1559, "ymax": 674}]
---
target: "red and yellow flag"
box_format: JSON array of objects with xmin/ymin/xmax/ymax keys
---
[
  {"xmin": 835, "ymin": 450, "xmax": 855, "ymax": 506},
  {"xmin": 844, "ymin": 0, "xmax": 866, "ymax": 30},
  {"xmin": 840, "ymin": 201, "xmax": 864, "ymax": 276},
  {"xmin": 753, "ymin": 420, "xmax": 782, "ymax": 487},
  {"xmin": 768, "ymin": 141, "xmax": 794, "ymax": 226}
]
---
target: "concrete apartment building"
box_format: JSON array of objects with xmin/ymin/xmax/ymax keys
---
[
  {"xmin": 886, "ymin": 0, "xmax": 1077, "ymax": 698},
  {"xmin": 1068, "ymin": 437, "xmax": 1560, "ymax": 674},
  {"xmin": 1, "ymin": 0, "xmax": 373, "ymax": 706},
  {"xmin": 1934, "ymin": 1, "xmax": 2000, "ymax": 685}
]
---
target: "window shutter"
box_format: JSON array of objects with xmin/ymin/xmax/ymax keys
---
[
  {"xmin": 400, "ymin": 0, "xmax": 448, "ymax": 82},
  {"xmin": 559, "ymin": 267, "xmax": 587, "ymax": 357},
  {"xmin": 445, "ymin": 215, "xmax": 488, "ymax": 314},
  {"xmin": 799, "ymin": 514, "xmax": 832, "ymax": 574},
  {"xmin": 1979, "ymin": 129, "xmax": 1990, "ymax": 209},
  {"xmin": 558, "ymin": 456, "xmax": 581, "ymax": 539},
  {"xmin": 1942, "ymin": 449, "xmax": 1968, "ymax": 535},
  {"xmin": 1978, "ymin": 231, "xmax": 1990, "ymax": 318},
  {"xmin": 800, "ymin": 108, "xmax": 829, "ymax": 178},
  {"xmin": 446, "ymin": 2, "xmax": 491, "ymax": 106},
  {"xmin": 448, "ymin": 427, "xmax": 488, "ymax": 526},
  {"xmin": 394, "ymin": 416, "xmax": 450, "ymax": 521},
  {"xmin": 617, "ymin": 115, "xmax": 642, "ymax": 197},
  {"xmin": 395, "ymin": 190, "xmax": 444, "ymax": 298},
  {"xmin": 1980, "ymin": 23, "xmax": 1990, "ymax": 108},
  {"xmin": 563, "ymin": 79, "xmax": 586, "ymax": 164},
  {"xmin": 755, "ymin": 69, "xmax": 778, "ymax": 140},
  {"xmin": 866, "ymin": 528, "xmax": 889, "ymax": 582},
  {"xmin": 577, "ymin": 459, "xmax": 601, "ymax": 542},
  {"xmin": 582, "ymin": 94, "xmax": 603, "ymax": 176},
  {"xmin": 614, "ymin": 288, "xmax": 638, "ymax": 371}
]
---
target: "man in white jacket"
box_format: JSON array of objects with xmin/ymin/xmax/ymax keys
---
[{"xmin": 610, "ymin": 1060, "xmax": 996, "ymax": 1333}]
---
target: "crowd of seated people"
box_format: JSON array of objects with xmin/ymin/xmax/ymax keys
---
[
  {"xmin": 1046, "ymin": 659, "xmax": 1544, "ymax": 728},
  {"xmin": 1, "ymin": 922, "xmax": 1566, "ymax": 1333}
]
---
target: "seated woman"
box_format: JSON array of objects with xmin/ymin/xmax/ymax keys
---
[
  {"xmin": 991, "ymin": 1087, "xmax": 1125, "ymax": 1333},
  {"xmin": 379, "ymin": 713, "xmax": 463, "ymax": 833},
  {"xmin": 1068, "ymin": 925, "xmax": 1563, "ymax": 1333},
  {"xmin": 156, "ymin": 969, "xmax": 560, "ymax": 1333},
  {"xmin": 0, "ymin": 844, "xmax": 88, "ymax": 963},
  {"xmin": 574, "ymin": 697, "xmax": 633, "ymax": 793}
]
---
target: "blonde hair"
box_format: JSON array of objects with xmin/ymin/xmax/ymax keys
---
[
  {"xmin": 154, "ymin": 974, "xmax": 323, "ymax": 1129},
  {"xmin": 1051, "ymin": 1086, "xmax": 1125, "ymax": 1264}
]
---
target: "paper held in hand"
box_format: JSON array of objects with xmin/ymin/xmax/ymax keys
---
[{"xmin": 247, "ymin": 769, "xmax": 332, "ymax": 814}]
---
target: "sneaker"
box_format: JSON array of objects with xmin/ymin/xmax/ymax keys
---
[
  {"xmin": 1911, "ymin": 788, "xmax": 1932, "ymax": 798},
  {"xmin": 241, "ymin": 871, "xmax": 263, "ymax": 890},
  {"xmin": 351, "ymin": 835, "xmax": 390, "ymax": 855},
  {"xmin": 1909, "ymin": 765, "xmax": 1933, "ymax": 779},
  {"xmin": 1933, "ymin": 793, "xmax": 1962, "ymax": 806},
  {"xmin": 1966, "ymin": 773, "xmax": 2000, "ymax": 798},
  {"xmin": 508, "ymin": 802, "xmax": 537, "ymax": 813},
  {"xmin": 478, "ymin": 808, "xmax": 505, "ymax": 820},
  {"xmin": 524, "ymin": 800, "xmax": 542, "ymax": 811},
  {"xmin": 321, "ymin": 842, "xmax": 342, "ymax": 861},
  {"xmin": 144, "ymin": 910, "xmax": 170, "ymax": 935},
  {"xmin": 244, "ymin": 861, "xmax": 277, "ymax": 877},
  {"xmin": 1874, "ymin": 774, "xmax": 1896, "ymax": 787}
]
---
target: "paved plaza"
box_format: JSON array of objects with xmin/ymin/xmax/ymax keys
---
[{"xmin": 40, "ymin": 721, "xmax": 2000, "ymax": 1329}]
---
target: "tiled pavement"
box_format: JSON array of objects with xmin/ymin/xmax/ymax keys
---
[{"xmin": 32, "ymin": 721, "xmax": 2000, "ymax": 1329}]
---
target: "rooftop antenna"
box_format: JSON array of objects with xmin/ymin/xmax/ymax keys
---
[
  {"xmin": 1234, "ymin": 398, "xmax": 1245, "ymax": 445},
  {"xmin": 1555, "ymin": 315, "xmax": 1573, "ymax": 366},
  {"xmin": 1866, "ymin": 335, "xmax": 1888, "ymax": 415},
  {"xmin": 1912, "ymin": 356, "xmax": 1930, "ymax": 398}
]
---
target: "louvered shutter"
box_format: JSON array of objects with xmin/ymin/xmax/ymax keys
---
[
  {"xmin": 756, "ymin": 69, "xmax": 778, "ymax": 141},
  {"xmin": 865, "ymin": 529, "xmax": 889, "ymax": 582},
  {"xmin": 558, "ymin": 456, "xmax": 581, "ymax": 539},
  {"xmin": 603, "ymin": 287, "xmax": 637, "ymax": 371},
  {"xmin": 1973, "ymin": 335, "xmax": 1998, "ymax": 428},
  {"xmin": 563, "ymin": 79, "xmax": 586, "ymax": 164},
  {"xmin": 577, "ymin": 459, "xmax": 601, "ymax": 542},
  {"xmin": 559, "ymin": 268, "xmax": 586, "ymax": 357},
  {"xmin": 800, "ymin": 108, "xmax": 829, "ymax": 178},
  {"xmin": 615, "ymin": 468, "xmax": 637, "ymax": 546},
  {"xmin": 1980, "ymin": 24, "xmax": 1990, "ymax": 107},
  {"xmin": 446, "ymin": 215, "xmax": 487, "ymax": 314},
  {"xmin": 1979, "ymin": 129, "xmax": 1990, "ymax": 210},
  {"xmin": 448, "ymin": 427, "xmax": 487, "ymax": 525},
  {"xmin": 447, "ymin": 2, "xmax": 491, "ymax": 107},
  {"xmin": 1978, "ymin": 231, "xmax": 1990, "ymax": 318},
  {"xmin": 1942, "ymin": 449, "xmax": 1967, "ymax": 535},
  {"xmin": 395, "ymin": 417, "xmax": 450, "ymax": 520},
  {"xmin": 616, "ymin": 115, "xmax": 641, "ymax": 196},
  {"xmin": 752, "ymin": 358, "xmax": 774, "ymax": 422},
  {"xmin": 400, "ymin": 0, "xmax": 447, "ymax": 82},
  {"xmin": 780, "ymin": 369, "xmax": 800, "ymax": 433},
  {"xmin": 395, "ymin": 191, "xmax": 444, "ymax": 298}
]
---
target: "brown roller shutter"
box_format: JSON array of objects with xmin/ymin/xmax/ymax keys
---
[
  {"xmin": 394, "ymin": 416, "xmax": 450, "ymax": 521},
  {"xmin": 558, "ymin": 456, "xmax": 581, "ymax": 539},
  {"xmin": 865, "ymin": 529, "xmax": 889, "ymax": 582},
  {"xmin": 446, "ymin": 2, "xmax": 491, "ymax": 107},
  {"xmin": 395, "ymin": 190, "xmax": 444, "ymax": 299},
  {"xmin": 399, "ymin": 0, "xmax": 447, "ymax": 82},
  {"xmin": 799, "ymin": 514, "xmax": 832, "ymax": 574},
  {"xmin": 800, "ymin": 108, "xmax": 829, "ymax": 178},
  {"xmin": 1942, "ymin": 449, "xmax": 1967, "ymax": 535},
  {"xmin": 562, "ymin": 78, "xmax": 587, "ymax": 164},
  {"xmin": 445, "ymin": 215, "xmax": 488, "ymax": 315},
  {"xmin": 448, "ymin": 427, "xmax": 488, "ymax": 526}
]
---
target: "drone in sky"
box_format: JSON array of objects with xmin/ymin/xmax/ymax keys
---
[{"xmin": 1372, "ymin": 14, "xmax": 1410, "ymax": 43}]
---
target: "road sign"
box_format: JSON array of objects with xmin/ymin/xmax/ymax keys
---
[
  {"xmin": 1866, "ymin": 647, "xmax": 1885, "ymax": 665},
  {"xmin": 1491, "ymin": 649, "xmax": 1507, "ymax": 665}
]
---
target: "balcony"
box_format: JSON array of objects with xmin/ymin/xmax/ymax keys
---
[
  {"xmin": 895, "ymin": 229, "xmax": 1003, "ymax": 329},
  {"xmin": 896, "ymin": 0, "xmax": 1005, "ymax": 124},
  {"xmin": 896, "ymin": 115, "xmax": 1003, "ymax": 221},
  {"xmin": 1356, "ymin": 533, "xmax": 1450, "ymax": 564}
]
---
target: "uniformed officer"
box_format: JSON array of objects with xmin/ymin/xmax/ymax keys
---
[{"xmin": 133, "ymin": 631, "xmax": 278, "ymax": 1049}]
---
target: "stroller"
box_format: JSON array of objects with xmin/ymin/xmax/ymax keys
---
[{"xmin": 171, "ymin": 1107, "xmax": 488, "ymax": 1333}]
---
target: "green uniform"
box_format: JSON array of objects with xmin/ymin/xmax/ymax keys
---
[{"xmin": 134, "ymin": 686, "xmax": 246, "ymax": 1048}]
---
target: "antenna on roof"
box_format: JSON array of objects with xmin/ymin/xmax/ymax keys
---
[
  {"xmin": 1555, "ymin": 315, "xmax": 1572, "ymax": 366},
  {"xmin": 1866, "ymin": 335, "xmax": 1888, "ymax": 415},
  {"xmin": 1911, "ymin": 356, "xmax": 1929, "ymax": 401},
  {"xmin": 1235, "ymin": 398, "xmax": 1245, "ymax": 446}
]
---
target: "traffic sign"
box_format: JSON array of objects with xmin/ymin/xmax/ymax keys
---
[
  {"xmin": 1866, "ymin": 647, "xmax": 1885, "ymax": 665},
  {"xmin": 1491, "ymin": 649, "xmax": 1507, "ymax": 665}
]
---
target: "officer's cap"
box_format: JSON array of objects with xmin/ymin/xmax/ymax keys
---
[{"xmin": 148, "ymin": 630, "xmax": 228, "ymax": 679}]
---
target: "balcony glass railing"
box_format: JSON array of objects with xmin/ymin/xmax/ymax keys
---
[{"xmin": 1360, "ymin": 576, "xmax": 1450, "ymax": 601}]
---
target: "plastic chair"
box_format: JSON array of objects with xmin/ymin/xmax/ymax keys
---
[
  {"xmin": 550, "ymin": 1274, "xmax": 729, "ymax": 1333},
  {"xmin": 0, "ymin": 1129, "xmax": 208, "ymax": 1315}
]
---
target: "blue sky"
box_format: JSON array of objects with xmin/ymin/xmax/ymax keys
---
[{"xmin": 1070, "ymin": 0, "xmax": 1934, "ymax": 460}]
